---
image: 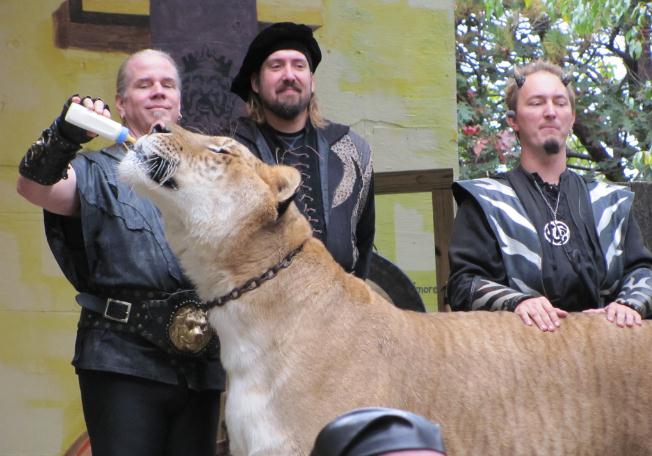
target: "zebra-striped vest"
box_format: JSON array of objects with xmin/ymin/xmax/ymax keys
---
[{"xmin": 455, "ymin": 178, "xmax": 633, "ymax": 302}]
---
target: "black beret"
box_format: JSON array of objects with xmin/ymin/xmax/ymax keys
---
[
  {"xmin": 310, "ymin": 407, "xmax": 447, "ymax": 456},
  {"xmin": 230, "ymin": 22, "xmax": 322, "ymax": 101}
]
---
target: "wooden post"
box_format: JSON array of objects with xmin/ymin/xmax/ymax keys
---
[{"xmin": 374, "ymin": 169, "xmax": 454, "ymax": 312}]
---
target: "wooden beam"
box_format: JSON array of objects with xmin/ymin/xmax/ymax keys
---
[{"xmin": 53, "ymin": 0, "xmax": 150, "ymax": 53}]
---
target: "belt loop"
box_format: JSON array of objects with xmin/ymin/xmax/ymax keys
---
[{"xmin": 103, "ymin": 298, "xmax": 132, "ymax": 323}]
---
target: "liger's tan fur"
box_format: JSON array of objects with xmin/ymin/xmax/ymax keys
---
[{"xmin": 120, "ymin": 125, "xmax": 652, "ymax": 456}]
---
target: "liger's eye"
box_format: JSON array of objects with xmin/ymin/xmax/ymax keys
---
[{"xmin": 207, "ymin": 145, "xmax": 230, "ymax": 154}]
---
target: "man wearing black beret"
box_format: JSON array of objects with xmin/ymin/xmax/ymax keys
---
[{"xmin": 230, "ymin": 22, "xmax": 375, "ymax": 278}]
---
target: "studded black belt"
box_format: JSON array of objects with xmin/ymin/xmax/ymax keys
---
[{"xmin": 76, "ymin": 289, "xmax": 218, "ymax": 357}]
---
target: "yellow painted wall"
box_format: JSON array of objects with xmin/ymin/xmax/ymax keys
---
[
  {"xmin": 312, "ymin": 0, "xmax": 457, "ymax": 310},
  {"xmin": 0, "ymin": 0, "xmax": 456, "ymax": 453},
  {"xmin": 1, "ymin": 1, "xmax": 128, "ymax": 454}
]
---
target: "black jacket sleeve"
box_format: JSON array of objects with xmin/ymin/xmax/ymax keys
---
[
  {"xmin": 615, "ymin": 212, "xmax": 652, "ymax": 317},
  {"xmin": 353, "ymin": 177, "xmax": 375, "ymax": 279},
  {"xmin": 447, "ymin": 194, "xmax": 534, "ymax": 311}
]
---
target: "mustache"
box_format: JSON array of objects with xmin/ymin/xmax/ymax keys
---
[{"xmin": 277, "ymin": 81, "xmax": 302, "ymax": 92}]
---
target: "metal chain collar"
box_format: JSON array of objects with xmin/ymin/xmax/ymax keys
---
[{"xmin": 205, "ymin": 242, "xmax": 306, "ymax": 310}]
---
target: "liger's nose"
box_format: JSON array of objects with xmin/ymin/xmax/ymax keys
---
[{"xmin": 150, "ymin": 122, "xmax": 171, "ymax": 134}]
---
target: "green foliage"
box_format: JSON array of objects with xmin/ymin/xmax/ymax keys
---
[{"xmin": 456, "ymin": 0, "xmax": 652, "ymax": 181}]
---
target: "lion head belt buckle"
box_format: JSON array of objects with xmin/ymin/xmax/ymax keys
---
[{"xmin": 165, "ymin": 291, "xmax": 215, "ymax": 355}]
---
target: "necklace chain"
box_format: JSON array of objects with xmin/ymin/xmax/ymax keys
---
[
  {"xmin": 533, "ymin": 180, "xmax": 560, "ymax": 221},
  {"xmin": 532, "ymin": 179, "xmax": 571, "ymax": 246}
]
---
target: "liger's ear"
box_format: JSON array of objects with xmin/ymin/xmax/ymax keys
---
[
  {"xmin": 276, "ymin": 165, "xmax": 301, "ymax": 203},
  {"xmin": 261, "ymin": 164, "xmax": 301, "ymax": 203}
]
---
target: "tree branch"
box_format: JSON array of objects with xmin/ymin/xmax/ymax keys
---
[
  {"xmin": 566, "ymin": 151, "xmax": 594, "ymax": 161},
  {"xmin": 572, "ymin": 116, "xmax": 627, "ymax": 181},
  {"xmin": 567, "ymin": 163, "xmax": 597, "ymax": 172}
]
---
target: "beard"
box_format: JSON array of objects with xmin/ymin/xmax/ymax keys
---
[
  {"xmin": 543, "ymin": 138, "xmax": 561, "ymax": 155},
  {"xmin": 260, "ymin": 84, "xmax": 311, "ymax": 120}
]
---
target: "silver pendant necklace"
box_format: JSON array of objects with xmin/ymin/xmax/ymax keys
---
[{"xmin": 533, "ymin": 180, "xmax": 571, "ymax": 246}]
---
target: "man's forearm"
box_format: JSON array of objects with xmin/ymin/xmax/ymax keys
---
[
  {"xmin": 451, "ymin": 276, "xmax": 533, "ymax": 312},
  {"xmin": 19, "ymin": 119, "xmax": 81, "ymax": 185}
]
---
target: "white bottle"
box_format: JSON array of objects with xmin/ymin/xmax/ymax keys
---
[{"xmin": 64, "ymin": 102, "xmax": 135, "ymax": 144}]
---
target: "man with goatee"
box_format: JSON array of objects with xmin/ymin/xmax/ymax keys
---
[{"xmin": 448, "ymin": 60, "xmax": 652, "ymax": 331}]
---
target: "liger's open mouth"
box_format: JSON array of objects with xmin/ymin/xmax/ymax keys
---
[
  {"xmin": 148, "ymin": 154, "xmax": 178, "ymax": 190},
  {"xmin": 134, "ymin": 143, "xmax": 179, "ymax": 190}
]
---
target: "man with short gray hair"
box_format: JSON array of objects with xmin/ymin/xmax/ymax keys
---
[{"xmin": 17, "ymin": 49, "xmax": 224, "ymax": 456}]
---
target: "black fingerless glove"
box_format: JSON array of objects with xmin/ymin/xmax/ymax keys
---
[
  {"xmin": 18, "ymin": 96, "xmax": 88, "ymax": 185},
  {"xmin": 57, "ymin": 96, "xmax": 97, "ymax": 145}
]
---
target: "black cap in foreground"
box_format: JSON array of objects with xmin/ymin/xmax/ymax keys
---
[{"xmin": 311, "ymin": 407, "xmax": 446, "ymax": 456}]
